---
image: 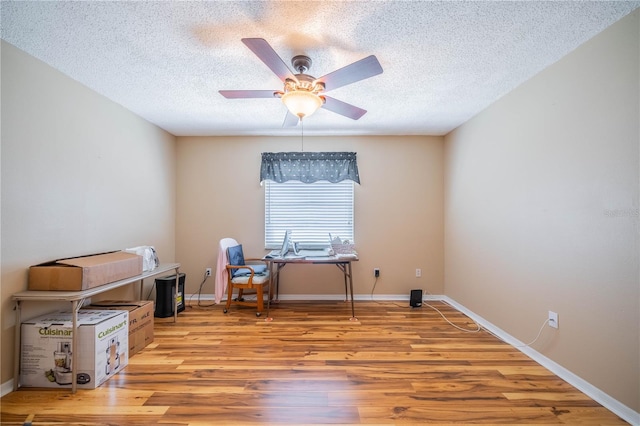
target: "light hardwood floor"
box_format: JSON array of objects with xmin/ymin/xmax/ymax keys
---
[{"xmin": 1, "ymin": 300, "xmax": 627, "ymax": 425}]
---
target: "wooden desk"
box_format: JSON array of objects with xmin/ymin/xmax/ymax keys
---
[
  {"xmin": 263, "ymin": 255, "xmax": 358, "ymax": 320},
  {"xmin": 12, "ymin": 262, "xmax": 180, "ymax": 393}
]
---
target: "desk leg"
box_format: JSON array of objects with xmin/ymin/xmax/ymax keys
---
[
  {"xmin": 347, "ymin": 262, "xmax": 357, "ymax": 321},
  {"xmin": 71, "ymin": 300, "xmax": 80, "ymax": 393},
  {"xmin": 174, "ymin": 271, "xmax": 179, "ymax": 323},
  {"xmin": 335, "ymin": 262, "xmax": 357, "ymax": 321},
  {"xmin": 275, "ymin": 264, "xmax": 280, "ymax": 301},
  {"xmin": 265, "ymin": 261, "xmax": 274, "ymax": 322},
  {"xmin": 343, "ymin": 265, "xmax": 348, "ymax": 301},
  {"xmin": 13, "ymin": 301, "xmax": 22, "ymax": 391},
  {"xmin": 335, "ymin": 263, "xmax": 348, "ymax": 302},
  {"xmin": 276, "ymin": 263, "xmax": 286, "ymax": 301}
]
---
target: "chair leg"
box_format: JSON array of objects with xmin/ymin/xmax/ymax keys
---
[
  {"xmin": 256, "ymin": 285, "xmax": 264, "ymax": 317},
  {"xmin": 223, "ymin": 282, "xmax": 233, "ymax": 313}
]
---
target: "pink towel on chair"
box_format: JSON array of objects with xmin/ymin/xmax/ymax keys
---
[{"xmin": 215, "ymin": 238, "xmax": 239, "ymax": 304}]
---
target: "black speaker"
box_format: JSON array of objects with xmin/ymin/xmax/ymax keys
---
[{"xmin": 410, "ymin": 289, "xmax": 423, "ymax": 308}]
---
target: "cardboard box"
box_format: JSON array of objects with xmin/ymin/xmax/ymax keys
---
[
  {"xmin": 86, "ymin": 300, "xmax": 154, "ymax": 356},
  {"xmin": 20, "ymin": 310, "xmax": 129, "ymax": 389},
  {"xmin": 28, "ymin": 251, "xmax": 143, "ymax": 291}
]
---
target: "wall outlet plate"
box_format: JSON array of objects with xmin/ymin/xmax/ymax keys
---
[{"xmin": 548, "ymin": 311, "xmax": 559, "ymax": 329}]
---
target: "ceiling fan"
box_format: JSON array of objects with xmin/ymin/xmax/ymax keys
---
[{"xmin": 219, "ymin": 38, "xmax": 383, "ymax": 126}]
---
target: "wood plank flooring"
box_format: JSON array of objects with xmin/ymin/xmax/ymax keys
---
[{"xmin": 1, "ymin": 300, "xmax": 628, "ymax": 425}]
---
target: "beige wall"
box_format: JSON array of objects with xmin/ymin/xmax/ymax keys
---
[
  {"xmin": 176, "ymin": 135, "xmax": 444, "ymax": 299},
  {"xmin": 0, "ymin": 41, "xmax": 177, "ymax": 386},
  {"xmin": 444, "ymin": 11, "xmax": 639, "ymax": 411}
]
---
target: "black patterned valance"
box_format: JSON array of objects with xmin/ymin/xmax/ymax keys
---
[{"xmin": 260, "ymin": 152, "xmax": 360, "ymax": 184}]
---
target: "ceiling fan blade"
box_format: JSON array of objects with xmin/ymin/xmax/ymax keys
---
[
  {"xmin": 282, "ymin": 111, "xmax": 300, "ymax": 127},
  {"xmin": 321, "ymin": 96, "xmax": 367, "ymax": 120},
  {"xmin": 317, "ymin": 55, "xmax": 383, "ymax": 92},
  {"xmin": 241, "ymin": 38, "xmax": 298, "ymax": 83},
  {"xmin": 219, "ymin": 90, "xmax": 278, "ymax": 99}
]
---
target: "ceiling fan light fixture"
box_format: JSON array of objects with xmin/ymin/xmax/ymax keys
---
[{"xmin": 281, "ymin": 90, "xmax": 323, "ymax": 119}]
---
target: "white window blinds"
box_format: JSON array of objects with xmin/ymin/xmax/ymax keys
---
[{"xmin": 264, "ymin": 180, "xmax": 354, "ymax": 248}]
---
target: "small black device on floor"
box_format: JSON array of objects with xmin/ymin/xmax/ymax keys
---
[
  {"xmin": 155, "ymin": 273, "xmax": 186, "ymax": 318},
  {"xmin": 409, "ymin": 289, "xmax": 422, "ymax": 308}
]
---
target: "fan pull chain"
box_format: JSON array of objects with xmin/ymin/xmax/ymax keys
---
[{"xmin": 300, "ymin": 117, "xmax": 304, "ymax": 152}]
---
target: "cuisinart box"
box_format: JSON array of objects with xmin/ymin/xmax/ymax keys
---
[
  {"xmin": 20, "ymin": 310, "xmax": 129, "ymax": 389},
  {"xmin": 85, "ymin": 300, "xmax": 154, "ymax": 357}
]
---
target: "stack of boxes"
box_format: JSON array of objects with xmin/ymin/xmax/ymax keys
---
[{"xmin": 20, "ymin": 251, "xmax": 156, "ymax": 389}]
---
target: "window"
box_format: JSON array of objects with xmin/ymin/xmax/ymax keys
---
[{"xmin": 264, "ymin": 180, "xmax": 354, "ymax": 248}]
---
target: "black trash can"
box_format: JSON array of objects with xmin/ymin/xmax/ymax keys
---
[{"xmin": 154, "ymin": 273, "xmax": 186, "ymax": 318}]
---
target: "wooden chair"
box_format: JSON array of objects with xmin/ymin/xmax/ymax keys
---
[{"xmin": 221, "ymin": 241, "xmax": 270, "ymax": 317}]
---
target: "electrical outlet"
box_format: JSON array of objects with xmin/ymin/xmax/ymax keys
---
[
  {"xmin": 205, "ymin": 268, "xmax": 212, "ymax": 277},
  {"xmin": 416, "ymin": 268, "xmax": 422, "ymax": 278},
  {"xmin": 374, "ymin": 268, "xmax": 380, "ymax": 278},
  {"xmin": 548, "ymin": 311, "xmax": 559, "ymax": 329}
]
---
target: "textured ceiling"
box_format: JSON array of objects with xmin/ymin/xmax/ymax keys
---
[{"xmin": 2, "ymin": 1, "xmax": 639, "ymax": 137}]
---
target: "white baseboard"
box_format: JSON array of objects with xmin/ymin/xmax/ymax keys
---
[
  {"xmin": 1, "ymin": 379, "xmax": 14, "ymax": 397},
  {"xmin": 441, "ymin": 296, "xmax": 640, "ymax": 426}
]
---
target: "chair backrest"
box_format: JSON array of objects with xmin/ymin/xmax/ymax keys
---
[{"xmin": 226, "ymin": 244, "xmax": 245, "ymax": 277}]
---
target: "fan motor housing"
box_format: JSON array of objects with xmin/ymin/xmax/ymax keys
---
[{"xmin": 291, "ymin": 55, "xmax": 312, "ymax": 73}]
